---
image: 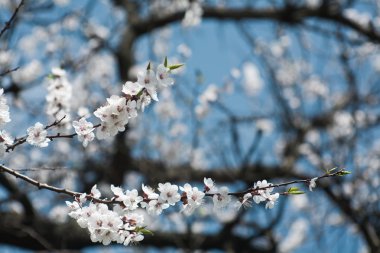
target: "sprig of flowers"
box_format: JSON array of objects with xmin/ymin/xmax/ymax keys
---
[
  {"xmin": 0, "ymin": 164, "xmax": 350, "ymax": 246},
  {"xmin": 2, "ymin": 58, "xmax": 182, "ymax": 152}
]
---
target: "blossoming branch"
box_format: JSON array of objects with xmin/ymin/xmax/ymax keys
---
[
  {"xmin": 0, "ymin": 163, "xmax": 350, "ymax": 246},
  {"xmin": 0, "ymin": 57, "xmax": 350, "ymax": 247},
  {"xmin": 0, "ymin": 59, "xmax": 182, "ymax": 154}
]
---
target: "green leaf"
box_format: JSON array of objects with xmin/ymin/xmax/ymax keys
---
[
  {"xmin": 328, "ymin": 167, "xmax": 337, "ymax": 174},
  {"xmin": 337, "ymin": 170, "xmax": 351, "ymax": 176},
  {"xmin": 287, "ymin": 187, "xmax": 305, "ymax": 195},
  {"xmin": 146, "ymin": 62, "xmax": 151, "ymax": 70},
  {"xmin": 168, "ymin": 63, "xmax": 184, "ymax": 70},
  {"xmin": 164, "ymin": 57, "xmax": 168, "ymax": 67},
  {"xmin": 136, "ymin": 88, "xmax": 144, "ymax": 97},
  {"xmin": 136, "ymin": 227, "xmax": 154, "ymax": 235}
]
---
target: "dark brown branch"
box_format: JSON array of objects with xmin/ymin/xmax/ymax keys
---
[
  {"xmin": 0, "ymin": 66, "xmax": 19, "ymax": 77},
  {"xmin": 0, "ymin": 164, "xmax": 117, "ymax": 204},
  {"xmin": 0, "ymin": 0, "xmax": 24, "ymax": 38},
  {"xmin": 131, "ymin": 5, "xmax": 380, "ymax": 44},
  {"xmin": 6, "ymin": 116, "xmax": 69, "ymax": 152}
]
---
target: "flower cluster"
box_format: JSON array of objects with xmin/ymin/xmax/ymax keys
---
[
  {"xmin": 94, "ymin": 63, "xmax": 174, "ymax": 140},
  {"xmin": 66, "ymin": 185, "xmax": 144, "ymax": 246},
  {"xmin": 252, "ymin": 180, "xmax": 280, "ymax": 209},
  {"xmin": 180, "ymin": 183, "xmax": 205, "ymax": 215},
  {"xmin": 67, "ymin": 177, "xmax": 284, "ymax": 246},
  {"xmin": 73, "ymin": 118, "xmax": 95, "ymax": 147},
  {"xmin": 46, "ymin": 68, "xmax": 72, "ymax": 128},
  {"xmin": 6, "ymin": 60, "xmax": 180, "ymax": 152}
]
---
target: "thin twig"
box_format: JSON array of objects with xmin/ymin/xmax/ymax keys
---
[
  {"xmin": 217, "ymin": 169, "xmax": 345, "ymax": 197},
  {"xmin": 0, "ymin": 0, "xmax": 25, "ymax": 39},
  {"xmin": 13, "ymin": 166, "xmax": 67, "ymax": 172},
  {"xmin": 0, "ymin": 66, "xmax": 19, "ymax": 77},
  {"xmin": 6, "ymin": 115, "xmax": 71, "ymax": 152},
  {"xmin": 0, "ymin": 164, "xmax": 117, "ymax": 204},
  {"xmin": 0, "ymin": 163, "xmax": 347, "ymax": 206}
]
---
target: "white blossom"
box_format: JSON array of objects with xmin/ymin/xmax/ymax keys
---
[
  {"xmin": 126, "ymin": 100, "xmax": 138, "ymax": 118},
  {"xmin": 234, "ymin": 193, "xmax": 252, "ymax": 210},
  {"xmin": 252, "ymin": 180, "xmax": 272, "ymax": 204},
  {"xmin": 252, "ymin": 180, "xmax": 280, "ymax": 209},
  {"xmin": 137, "ymin": 69, "xmax": 158, "ymax": 101},
  {"xmin": 0, "ymin": 88, "xmax": 10, "ymax": 126},
  {"xmin": 146, "ymin": 198, "xmax": 170, "ymax": 215},
  {"xmin": 204, "ymin": 177, "xmax": 216, "ymax": 192},
  {"xmin": 94, "ymin": 95, "xmax": 128, "ymax": 139},
  {"xmin": 26, "ymin": 122, "xmax": 50, "ymax": 147},
  {"xmin": 123, "ymin": 189, "xmax": 143, "ymax": 211},
  {"xmin": 213, "ymin": 186, "xmax": 231, "ymax": 210},
  {"xmin": 180, "ymin": 183, "xmax": 205, "ymax": 215},
  {"xmin": 309, "ymin": 177, "xmax": 318, "ymax": 191},
  {"xmin": 91, "ymin": 185, "xmax": 101, "ymax": 198},
  {"xmin": 136, "ymin": 93, "xmax": 152, "ymax": 112},
  {"xmin": 122, "ymin": 81, "xmax": 143, "ymax": 96},
  {"xmin": 46, "ymin": 67, "xmax": 72, "ymax": 128},
  {"xmin": 265, "ymin": 193, "xmax": 279, "ymax": 209},
  {"xmin": 182, "ymin": 1, "xmax": 203, "ymax": 27},
  {"xmin": 124, "ymin": 233, "xmax": 144, "ymax": 246},
  {"xmin": 158, "ymin": 182, "xmax": 181, "ymax": 205},
  {"xmin": 242, "ymin": 62, "xmax": 263, "ymax": 96},
  {"xmin": 142, "ymin": 184, "xmax": 159, "ymax": 200},
  {"xmin": 12, "ymin": 60, "xmax": 42, "ymax": 84},
  {"xmin": 156, "ymin": 64, "xmax": 174, "ymax": 87},
  {"xmin": 0, "ymin": 130, "xmax": 12, "ymax": 158},
  {"xmin": 73, "ymin": 118, "xmax": 95, "ymax": 147}
]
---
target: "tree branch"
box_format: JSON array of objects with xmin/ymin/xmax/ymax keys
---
[
  {"xmin": 130, "ymin": 5, "xmax": 380, "ymax": 44},
  {"xmin": 0, "ymin": 0, "xmax": 24, "ymax": 38}
]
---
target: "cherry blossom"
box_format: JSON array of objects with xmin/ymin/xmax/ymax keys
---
[
  {"xmin": 123, "ymin": 189, "xmax": 143, "ymax": 211},
  {"xmin": 252, "ymin": 180, "xmax": 272, "ymax": 204},
  {"xmin": 180, "ymin": 183, "xmax": 205, "ymax": 215},
  {"xmin": 309, "ymin": 177, "xmax": 318, "ymax": 191},
  {"xmin": 234, "ymin": 193, "xmax": 253, "ymax": 210},
  {"xmin": 156, "ymin": 64, "xmax": 174, "ymax": 87},
  {"xmin": 94, "ymin": 95, "xmax": 128, "ymax": 139},
  {"xmin": 122, "ymin": 81, "xmax": 143, "ymax": 96},
  {"xmin": 0, "ymin": 88, "xmax": 10, "ymax": 126},
  {"xmin": 213, "ymin": 186, "xmax": 231, "ymax": 210},
  {"xmin": 204, "ymin": 177, "xmax": 216, "ymax": 192},
  {"xmin": 137, "ymin": 69, "xmax": 159, "ymax": 101},
  {"xmin": 72, "ymin": 118, "xmax": 95, "ymax": 147},
  {"xmin": 146, "ymin": 198, "xmax": 170, "ymax": 215},
  {"xmin": 265, "ymin": 193, "xmax": 280, "ymax": 209},
  {"xmin": 0, "ymin": 130, "xmax": 12, "ymax": 158},
  {"xmin": 26, "ymin": 122, "xmax": 50, "ymax": 147},
  {"xmin": 182, "ymin": 0, "xmax": 203, "ymax": 27},
  {"xmin": 158, "ymin": 182, "xmax": 181, "ymax": 205},
  {"xmin": 46, "ymin": 67, "xmax": 72, "ymax": 128},
  {"xmin": 142, "ymin": 184, "xmax": 159, "ymax": 199}
]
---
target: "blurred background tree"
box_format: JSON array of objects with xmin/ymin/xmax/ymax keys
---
[{"xmin": 0, "ymin": 0, "xmax": 379, "ymax": 252}]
